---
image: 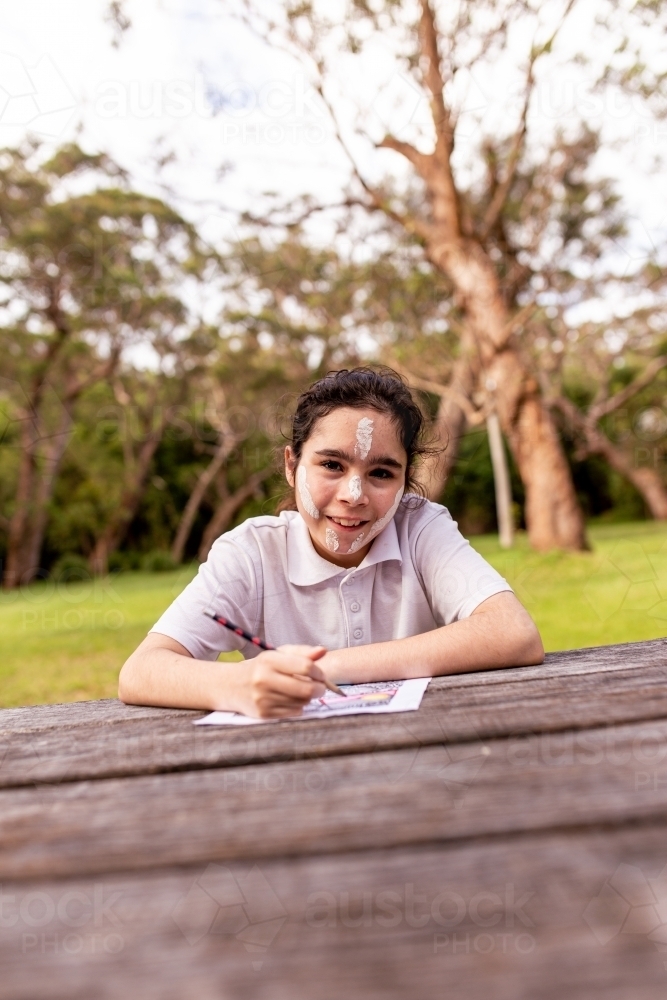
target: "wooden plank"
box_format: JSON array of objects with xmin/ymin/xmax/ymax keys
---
[
  {"xmin": 1, "ymin": 824, "xmax": 666, "ymax": 999},
  {"xmin": 2, "ymin": 657, "xmax": 667, "ymax": 788},
  {"xmin": 9, "ymin": 641, "xmax": 667, "ymax": 742},
  {"xmin": 2, "ymin": 717, "xmax": 667, "ymax": 879},
  {"xmin": 3, "ymin": 637, "xmax": 665, "ymax": 732}
]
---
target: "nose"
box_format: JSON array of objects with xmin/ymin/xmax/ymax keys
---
[{"xmin": 341, "ymin": 474, "xmax": 367, "ymax": 504}]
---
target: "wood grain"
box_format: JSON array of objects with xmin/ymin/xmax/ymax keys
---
[
  {"xmin": 2, "ymin": 717, "xmax": 667, "ymax": 879},
  {"xmin": 2, "ymin": 643, "xmax": 667, "ymax": 788},
  {"xmin": 1, "ymin": 824, "xmax": 666, "ymax": 1000}
]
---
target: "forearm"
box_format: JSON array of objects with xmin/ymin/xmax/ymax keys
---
[
  {"xmin": 119, "ymin": 641, "xmax": 243, "ymax": 712},
  {"xmin": 321, "ymin": 595, "xmax": 544, "ymax": 684}
]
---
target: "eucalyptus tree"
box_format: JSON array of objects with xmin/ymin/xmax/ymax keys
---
[
  {"xmin": 239, "ymin": 0, "xmax": 667, "ymax": 549},
  {"xmin": 0, "ymin": 142, "xmax": 212, "ymax": 586}
]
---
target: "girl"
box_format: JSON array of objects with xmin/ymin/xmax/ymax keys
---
[{"xmin": 119, "ymin": 368, "xmax": 543, "ymax": 718}]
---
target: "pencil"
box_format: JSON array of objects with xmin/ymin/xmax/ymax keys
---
[{"xmin": 204, "ymin": 611, "xmax": 347, "ymax": 697}]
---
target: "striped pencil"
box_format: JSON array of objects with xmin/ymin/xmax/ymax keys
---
[{"xmin": 204, "ymin": 611, "xmax": 347, "ymax": 697}]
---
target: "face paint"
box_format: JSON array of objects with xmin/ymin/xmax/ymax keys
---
[
  {"xmin": 354, "ymin": 417, "xmax": 374, "ymax": 460},
  {"xmin": 297, "ymin": 464, "xmax": 319, "ymax": 519},
  {"xmin": 325, "ymin": 527, "xmax": 339, "ymax": 551},
  {"xmin": 348, "ymin": 486, "xmax": 404, "ymax": 553},
  {"xmin": 348, "ymin": 474, "xmax": 362, "ymax": 502}
]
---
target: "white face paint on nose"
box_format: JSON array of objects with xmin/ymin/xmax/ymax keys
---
[
  {"xmin": 297, "ymin": 464, "xmax": 319, "ymax": 519},
  {"xmin": 348, "ymin": 475, "xmax": 362, "ymax": 502}
]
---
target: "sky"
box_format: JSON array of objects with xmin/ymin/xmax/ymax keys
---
[
  {"xmin": 1, "ymin": 0, "xmax": 665, "ymax": 305},
  {"xmin": 1, "ymin": 0, "xmax": 350, "ymax": 250}
]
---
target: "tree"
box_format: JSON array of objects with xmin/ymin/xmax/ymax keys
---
[
  {"xmin": 239, "ymin": 0, "xmax": 667, "ymax": 549},
  {"xmin": 535, "ymin": 316, "xmax": 667, "ymax": 520},
  {"xmin": 0, "ymin": 142, "xmax": 212, "ymax": 586}
]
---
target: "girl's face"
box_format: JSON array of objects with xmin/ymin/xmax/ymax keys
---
[{"xmin": 285, "ymin": 406, "xmax": 408, "ymax": 567}]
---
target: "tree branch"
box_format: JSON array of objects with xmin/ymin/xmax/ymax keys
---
[
  {"xmin": 314, "ymin": 80, "xmax": 433, "ymax": 243},
  {"xmin": 589, "ymin": 354, "xmax": 667, "ymax": 422},
  {"xmin": 377, "ymin": 136, "xmax": 433, "ymax": 179},
  {"xmin": 394, "ymin": 363, "xmax": 485, "ymax": 426},
  {"xmin": 479, "ymin": 0, "xmax": 579, "ymax": 242},
  {"xmin": 417, "ymin": 0, "xmax": 460, "ymax": 235}
]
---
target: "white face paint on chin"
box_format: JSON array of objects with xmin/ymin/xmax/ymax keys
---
[
  {"xmin": 325, "ymin": 527, "xmax": 339, "ymax": 551},
  {"xmin": 297, "ymin": 464, "xmax": 319, "ymax": 519},
  {"xmin": 354, "ymin": 417, "xmax": 374, "ymax": 460},
  {"xmin": 348, "ymin": 474, "xmax": 362, "ymax": 502},
  {"xmin": 348, "ymin": 486, "xmax": 404, "ymax": 554}
]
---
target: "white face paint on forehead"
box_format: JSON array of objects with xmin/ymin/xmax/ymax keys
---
[
  {"xmin": 297, "ymin": 464, "xmax": 320, "ymax": 519},
  {"xmin": 348, "ymin": 475, "xmax": 362, "ymax": 502},
  {"xmin": 354, "ymin": 417, "xmax": 374, "ymax": 460}
]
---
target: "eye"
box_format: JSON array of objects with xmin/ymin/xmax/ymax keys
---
[
  {"xmin": 370, "ymin": 468, "xmax": 395, "ymax": 479},
  {"xmin": 321, "ymin": 460, "xmax": 343, "ymax": 472}
]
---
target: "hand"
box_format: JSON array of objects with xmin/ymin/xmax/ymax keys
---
[{"xmin": 227, "ymin": 644, "xmax": 327, "ymax": 719}]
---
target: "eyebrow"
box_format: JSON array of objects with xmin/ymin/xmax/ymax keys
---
[{"xmin": 314, "ymin": 448, "xmax": 404, "ymax": 470}]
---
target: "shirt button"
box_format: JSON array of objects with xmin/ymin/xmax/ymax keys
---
[
  {"xmin": 353, "ymin": 628, "xmax": 363, "ymax": 639},
  {"xmin": 350, "ymin": 602, "xmax": 360, "ymax": 612}
]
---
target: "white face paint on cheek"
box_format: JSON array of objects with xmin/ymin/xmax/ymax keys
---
[
  {"xmin": 297, "ymin": 464, "xmax": 319, "ymax": 519},
  {"xmin": 325, "ymin": 527, "xmax": 339, "ymax": 551},
  {"xmin": 348, "ymin": 475, "xmax": 362, "ymax": 502},
  {"xmin": 354, "ymin": 417, "xmax": 374, "ymax": 460},
  {"xmin": 348, "ymin": 486, "xmax": 404, "ymax": 553}
]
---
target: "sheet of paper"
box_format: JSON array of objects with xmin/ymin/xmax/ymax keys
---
[{"xmin": 194, "ymin": 677, "xmax": 431, "ymax": 726}]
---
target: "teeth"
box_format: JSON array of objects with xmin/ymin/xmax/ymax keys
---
[{"xmin": 331, "ymin": 517, "xmax": 364, "ymax": 527}]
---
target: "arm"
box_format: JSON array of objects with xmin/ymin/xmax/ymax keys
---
[
  {"xmin": 319, "ymin": 592, "xmax": 544, "ymax": 684},
  {"xmin": 118, "ymin": 633, "xmax": 327, "ymax": 718}
]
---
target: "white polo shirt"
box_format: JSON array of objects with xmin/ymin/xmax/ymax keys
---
[{"xmin": 150, "ymin": 497, "xmax": 513, "ymax": 660}]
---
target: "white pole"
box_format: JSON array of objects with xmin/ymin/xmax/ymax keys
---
[{"xmin": 486, "ymin": 410, "xmax": 514, "ymax": 548}]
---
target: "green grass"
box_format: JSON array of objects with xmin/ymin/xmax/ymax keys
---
[{"xmin": 1, "ymin": 520, "xmax": 667, "ymax": 708}]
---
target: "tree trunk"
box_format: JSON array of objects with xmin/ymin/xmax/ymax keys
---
[
  {"xmin": 3, "ymin": 420, "xmax": 37, "ymax": 589},
  {"xmin": 89, "ymin": 427, "xmax": 166, "ymax": 576},
  {"xmin": 492, "ymin": 350, "xmax": 586, "ymax": 550},
  {"xmin": 421, "ymin": 356, "xmax": 473, "ymax": 501},
  {"xmin": 198, "ymin": 467, "xmax": 273, "ymax": 562},
  {"xmin": 371, "ymin": 0, "xmax": 588, "ymax": 551},
  {"xmin": 21, "ymin": 409, "xmax": 74, "ymax": 583},
  {"xmin": 556, "ymin": 401, "xmax": 667, "ymax": 520},
  {"xmin": 425, "ymin": 239, "xmax": 587, "ymax": 550},
  {"xmin": 171, "ymin": 434, "xmax": 237, "ymax": 564}
]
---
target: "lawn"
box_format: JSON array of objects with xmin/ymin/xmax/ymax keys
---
[{"xmin": 1, "ymin": 520, "xmax": 667, "ymax": 708}]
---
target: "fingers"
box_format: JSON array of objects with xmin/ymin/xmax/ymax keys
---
[
  {"xmin": 251, "ymin": 652, "xmax": 325, "ymax": 700},
  {"xmin": 273, "ymin": 646, "xmax": 327, "ymax": 680}
]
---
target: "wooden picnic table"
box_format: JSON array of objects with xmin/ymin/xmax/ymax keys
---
[{"xmin": 2, "ymin": 637, "xmax": 667, "ymax": 998}]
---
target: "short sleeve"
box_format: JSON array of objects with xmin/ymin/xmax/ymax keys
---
[
  {"xmin": 149, "ymin": 535, "xmax": 261, "ymax": 660},
  {"xmin": 413, "ymin": 509, "xmax": 513, "ymax": 625}
]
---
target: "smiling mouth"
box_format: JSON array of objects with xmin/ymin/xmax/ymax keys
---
[{"xmin": 327, "ymin": 515, "xmax": 369, "ymax": 530}]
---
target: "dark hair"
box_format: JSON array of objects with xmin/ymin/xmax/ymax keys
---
[{"xmin": 277, "ymin": 366, "xmax": 438, "ymax": 512}]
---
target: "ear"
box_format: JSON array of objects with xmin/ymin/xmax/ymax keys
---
[{"xmin": 284, "ymin": 446, "xmax": 296, "ymax": 487}]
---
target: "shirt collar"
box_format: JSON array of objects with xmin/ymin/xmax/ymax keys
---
[{"xmin": 287, "ymin": 512, "xmax": 402, "ymax": 586}]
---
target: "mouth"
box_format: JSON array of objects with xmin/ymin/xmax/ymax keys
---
[{"xmin": 326, "ymin": 515, "xmax": 369, "ymax": 531}]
